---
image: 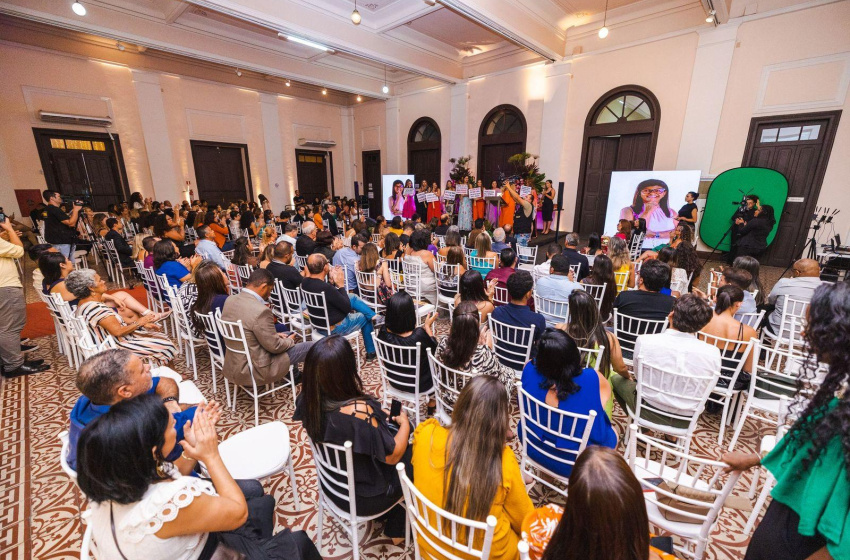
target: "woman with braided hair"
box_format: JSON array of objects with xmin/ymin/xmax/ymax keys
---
[{"xmin": 723, "ymin": 281, "xmax": 850, "ymax": 560}]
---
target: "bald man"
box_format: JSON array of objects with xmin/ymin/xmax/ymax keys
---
[{"xmin": 766, "ymin": 258, "xmax": 823, "ymax": 334}]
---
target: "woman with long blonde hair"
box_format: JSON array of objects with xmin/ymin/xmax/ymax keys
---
[{"xmin": 607, "ymin": 236, "xmax": 635, "ymax": 292}]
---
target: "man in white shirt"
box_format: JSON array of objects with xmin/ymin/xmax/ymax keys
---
[
  {"xmin": 766, "ymin": 258, "xmax": 823, "ymax": 334},
  {"xmin": 332, "ymin": 234, "xmax": 367, "ymax": 292},
  {"xmin": 194, "ymin": 225, "xmax": 230, "ymax": 271},
  {"xmin": 276, "ymin": 222, "xmax": 298, "ymax": 246},
  {"xmin": 534, "ymin": 254, "xmax": 581, "ymax": 323},
  {"xmin": 533, "ymin": 243, "xmax": 560, "ymax": 279},
  {"xmin": 610, "ymin": 294, "xmax": 720, "ymax": 428}
]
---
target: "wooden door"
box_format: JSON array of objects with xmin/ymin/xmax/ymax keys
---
[
  {"xmin": 295, "ymin": 150, "xmax": 329, "ymax": 205},
  {"xmin": 479, "ymin": 142, "xmax": 523, "ymax": 186},
  {"xmin": 615, "ymin": 133, "xmax": 653, "ymax": 171},
  {"xmin": 362, "ymin": 150, "xmax": 381, "ymax": 218},
  {"xmin": 577, "ymin": 137, "xmax": 619, "ymax": 235},
  {"xmin": 408, "ymin": 148, "xmax": 440, "ymax": 185},
  {"xmin": 742, "ymin": 111, "xmax": 841, "ymax": 267},
  {"xmin": 51, "ymin": 152, "xmax": 89, "ymax": 198},
  {"xmin": 84, "ymin": 152, "xmax": 123, "ymax": 210},
  {"xmin": 191, "ymin": 142, "xmax": 252, "ymax": 208}
]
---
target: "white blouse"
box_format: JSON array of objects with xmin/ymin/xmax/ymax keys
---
[{"xmin": 83, "ymin": 467, "xmax": 216, "ymax": 560}]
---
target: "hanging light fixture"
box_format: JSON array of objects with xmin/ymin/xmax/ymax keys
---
[
  {"xmin": 72, "ymin": 2, "xmax": 86, "ymax": 16},
  {"xmin": 706, "ymin": 9, "xmax": 716, "ymax": 22},
  {"xmin": 285, "ymin": 79, "xmax": 291, "ymax": 87},
  {"xmin": 351, "ymin": 0, "xmax": 362, "ymax": 25},
  {"xmin": 598, "ymin": 0, "xmax": 609, "ymax": 38},
  {"xmin": 382, "ymin": 65, "xmax": 389, "ymax": 94}
]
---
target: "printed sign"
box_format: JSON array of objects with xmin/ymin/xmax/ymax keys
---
[
  {"xmin": 483, "ymin": 189, "xmax": 497, "ymax": 198},
  {"xmin": 443, "ymin": 190, "xmax": 456, "ymax": 200},
  {"xmin": 403, "ymin": 188, "xmax": 415, "ymax": 197},
  {"xmin": 456, "ymin": 185, "xmax": 468, "ymax": 195},
  {"xmin": 469, "ymin": 188, "xmax": 482, "ymax": 199},
  {"xmin": 417, "ymin": 193, "xmax": 428, "ymax": 202},
  {"xmin": 520, "ymin": 186, "xmax": 532, "ymax": 197},
  {"xmin": 426, "ymin": 193, "xmax": 439, "ymax": 203}
]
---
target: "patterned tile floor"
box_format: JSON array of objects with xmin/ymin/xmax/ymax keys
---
[{"xmin": 4, "ymin": 256, "xmax": 786, "ymax": 559}]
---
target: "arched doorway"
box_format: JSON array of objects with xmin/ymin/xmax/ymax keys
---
[
  {"xmin": 574, "ymin": 86, "xmax": 660, "ymax": 235},
  {"xmin": 477, "ymin": 105, "xmax": 527, "ymax": 186},
  {"xmin": 407, "ymin": 117, "xmax": 442, "ymax": 184}
]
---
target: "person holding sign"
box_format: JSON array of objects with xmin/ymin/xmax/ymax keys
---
[
  {"xmin": 456, "ymin": 177, "xmax": 473, "ymax": 231},
  {"xmin": 503, "ymin": 180, "xmax": 535, "ymax": 247},
  {"xmin": 473, "ymin": 179, "xmax": 486, "ymax": 222},
  {"xmin": 388, "ymin": 179, "xmax": 407, "ymax": 217},
  {"xmin": 541, "ymin": 179, "xmax": 555, "ymax": 235},
  {"xmin": 427, "ymin": 183, "xmax": 444, "ymax": 223},
  {"xmin": 415, "ymin": 181, "xmax": 429, "ymax": 220},
  {"xmin": 402, "ymin": 179, "xmax": 417, "ymax": 219}
]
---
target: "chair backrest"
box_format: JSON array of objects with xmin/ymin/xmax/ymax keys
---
[
  {"xmin": 226, "ymin": 263, "xmax": 242, "ymax": 294},
  {"xmin": 463, "ymin": 246, "xmax": 476, "ymax": 258},
  {"xmin": 436, "ymin": 263, "xmax": 460, "ymax": 299},
  {"xmin": 516, "ymin": 245, "xmax": 537, "ymax": 267},
  {"xmin": 580, "ymin": 283, "xmax": 608, "ymax": 311},
  {"xmin": 488, "ymin": 315, "xmax": 536, "ymax": 374},
  {"xmin": 427, "ymin": 348, "xmax": 477, "ymax": 426},
  {"xmin": 517, "ymin": 382, "xmax": 597, "ymax": 479},
  {"xmin": 491, "ymin": 285, "xmax": 510, "ymax": 306},
  {"xmin": 214, "ymin": 311, "xmax": 254, "ymax": 377},
  {"xmin": 467, "ymin": 255, "xmax": 497, "ymax": 275},
  {"xmin": 397, "ymin": 462, "xmax": 498, "ymax": 560},
  {"xmin": 569, "ymin": 264, "xmax": 580, "ymax": 279},
  {"xmin": 747, "ymin": 341, "xmax": 822, "ymax": 406},
  {"xmin": 626, "ymin": 426, "xmax": 741, "ymax": 538},
  {"xmin": 78, "ymin": 332, "xmax": 117, "ymax": 360},
  {"xmin": 401, "ymin": 258, "xmax": 429, "ymax": 301},
  {"xmin": 58, "ymin": 430, "xmax": 78, "ymax": 482},
  {"xmin": 237, "ymin": 264, "xmax": 254, "ymax": 286},
  {"xmin": 634, "ymin": 359, "xmax": 719, "ymax": 428},
  {"xmin": 104, "ymin": 239, "xmax": 123, "ymax": 269},
  {"xmin": 738, "ymin": 310, "xmax": 765, "ymax": 329},
  {"xmin": 281, "ymin": 285, "xmax": 306, "ymax": 318},
  {"xmin": 613, "ymin": 310, "xmax": 668, "ymax": 359},
  {"xmin": 613, "ymin": 271, "xmax": 629, "ymax": 292},
  {"xmin": 629, "ymin": 233, "xmax": 644, "ymax": 260},
  {"xmin": 269, "ymin": 279, "xmax": 287, "ymax": 322},
  {"xmin": 294, "ymin": 254, "xmax": 308, "ymax": 271},
  {"xmin": 300, "ymin": 287, "xmax": 334, "ymax": 332},
  {"xmin": 165, "ymin": 284, "xmax": 195, "ymax": 339},
  {"xmin": 532, "ymin": 291, "xmax": 570, "ymax": 326},
  {"xmin": 776, "ymin": 295, "xmax": 810, "ymax": 351},
  {"xmin": 577, "ymin": 344, "xmax": 605, "ymax": 370},
  {"xmin": 140, "ymin": 266, "xmax": 165, "ymax": 304},
  {"xmin": 155, "ymin": 273, "xmax": 173, "ymax": 303},
  {"xmin": 309, "ymin": 440, "xmax": 360, "ymax": 520},
  {"xmin": 696, "ymin": 332, "xmax": 755, "ymax": 393},
  {"xmin": 355, "ymin": 269, "xmax": 384, "ymax": 312},
  {"xmin": 434, "ymin": 234, "xmax": 446, "ymax": 248},
  {"xmin": 371, "ymin": 233, "xmax": 381, "ymax": 243},
  {"xmin": 195, "ymin": 310, "xmax": 226, "ymax": 365},
  {"xmin": 372, "ymin": 333, "xmax": 424, "ymax": 397}
]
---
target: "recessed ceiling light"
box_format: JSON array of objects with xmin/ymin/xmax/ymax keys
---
[
  {"xmin": 72, "ymin": 2, "xmax": 86, "ymax": 16},
  {"xmin": 356, "ymin": 95, "xmax": 362, "ymax": 102},
  {"xmin": 322, "ymin": 89, "xmax": 327, "ymax": 95}
]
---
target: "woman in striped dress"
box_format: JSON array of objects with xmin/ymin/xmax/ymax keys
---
[{"xmin": 66, "ymin": 269, "xmax": 177, "ymax": 365}]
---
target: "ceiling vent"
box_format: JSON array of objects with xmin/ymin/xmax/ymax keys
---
[
  {"xmin": 298, "ymin": 138, "xmax": 336, "ymax": 148},
  {"xmin": 39, "ymin": 111, "xmax": 112, "ymax": 128}
]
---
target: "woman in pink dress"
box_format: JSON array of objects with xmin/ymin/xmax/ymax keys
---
[{"xmin": 402, "ymin": 178, "xmax": 416, "ymax": 219}]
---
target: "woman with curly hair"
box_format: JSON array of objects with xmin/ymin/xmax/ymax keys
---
[
  {"xmin": 672, "ymin": 228, "xmax": 702, "ymax": 291},
  {"xmin": 724, "ymin": 282, "xmax": 850, "ymax": 560}
]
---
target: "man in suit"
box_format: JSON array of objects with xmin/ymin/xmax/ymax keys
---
[
  {"xmin": 221, "ymin": 268, "xmax": 313, "ymax": 386},
  {"xmin": 104, "ymin": 218, "xmax": 133, "ymax": 267}
]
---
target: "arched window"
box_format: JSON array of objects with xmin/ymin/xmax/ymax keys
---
[
  {"xmin": 407, "ymin": 117, "xmax": 442, "ymax": 183},
  {"xmin": 477, "ymin": 105, "xmax": 527, "ymax": 186},
  {"xmin": 574, "ymin": 86, "xmax": 660, "ymax": 235}
]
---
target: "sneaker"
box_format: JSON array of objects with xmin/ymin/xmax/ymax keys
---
[
  {"xmin": 365, "ymin": 352, "xmax": 377, "ymax": 361},
  {"xmin": 21, "ymin": 343, "xmax": 39, "ymax": 352}
]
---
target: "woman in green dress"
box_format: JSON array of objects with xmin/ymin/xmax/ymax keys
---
[{"xmin": 723, "ymin": 282, "xmax": 850, "ymax": 560}]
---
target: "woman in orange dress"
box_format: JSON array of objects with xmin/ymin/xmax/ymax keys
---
[
  {"xmin": 473, "ymin": 179, "xmax": 487, "ymax": 222},
  {"xmin": 498, "ymin": 181, "xmax": 516, "ymax": 229},
  {"xmin": 426, "ymin": 183, "xmax": 443, "ymax": 223}
]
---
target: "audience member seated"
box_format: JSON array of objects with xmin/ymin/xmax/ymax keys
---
[
  {"xmin": 673, "ymin": 228, "xmax": 702, "ymax": 290},
  {"xmin": 221, "ymin": 269, "xmax": 313, "ymax": 386},
  {"xmin": 357, "ymin": 243, "xmax": 393, "ymax": 306},
  {"xmin": 78, "ymin": 394, "xmax": 321, "ymax": 560},
  {"xmin": 194, "ymin": 225, "xmax": 230, "ymax": 270},
  {"xmin": 377, "ymin": 292, "xmax": 437, "ymax": 403},
  {"xmin": 266, "ymin": 241, "xmax": 303, "ymax": 291},
  {"xmin": 231, "ymin": 236, "xmax": 259, "ymax": 267},
  {"xmin": 435, "ymin": 226, "xmax": 461, "ymax": 259},
  {"xmin": 412, "ymin": 376, "xmax": 533, "ymax": 560},
  {"xmin": 388, "ymin": 216, "xmax": 404, "ymax": 236},
  {"xmin": 435, "ymin": 301, "xmax": 515, "ymax": 404},
  {"xmin": 203, "ymin": 211, "xmax": 232, "ymax": 251},
  {"xmin": 610, "ymin": 294, "xmax": 720, "ymax": 428},
  {"xmin": 612, "ymin": 259, "xmax": 675, "ymax": 322},
  {"xmin": 491, "ymin": 270, "xmax": 546, "ymax": 355},
  {"xmin": 526, "ymin": 446, "xmax": 677, "ymax": 560},
  {"xmin": 608, "ymin": 236, "xmax": 635, "ymax": 292},
  {"xmin": 535, "ymin": 254, "xmax": 582, "ymax": 323},
  {"xmin": 403, "ymin": 229, "xmax": 438, "ymax": 305},
  {"xmin": 434, "ymin": 215, "xmax": 450, "ymax": 236},
  {"xmin": 765, "ymin": 258, "xmax": 824, "ymax": 335},
  {"xmin": 652, "ymin": 246, "xmax": 685, "ymax": 296},
  {"xmin": 104, "ymin": 218, "xmax": 133, "ymax": 267},
  {"xmin": 294, "ymin": 337, "xmax": 410, "ymax": 544},
  {"xmin": 380, "ymin": 232, "xmax": 404, "ymax": 260},
  {"xmin": 557, "ymin": 290, "xmax": 628, "ymax": 420},
  {"xmin": 454, "ymin": 270, "xmax": 496, "ymax": 324},
  {"xmin": 717, "ymin": 267, "xmax": 757, "ymax": 319},
  {"xmin": 153, "ymin": 212, "xmax": 193, "ymax": 258},
  {"xmin": 520, "ymin": 329, "xmax": 617, "ymax": 477},
  {"xmin": 295, "ymin": 221, "xmax": 317, "ymax": 257},
  {"xmin": 492, "ymin": 227, "xmax": 510, "ymax": 252},
  {"xmin": 581, "ymin": 232, "xmax": 604, "ymax": 258},
  {"xmin": 189, "ymin": 261, "xmax": 232, "ymax": 339},
  {"xmin": 153, "ymin": 239, "xmax": 201, "ymax": 289},
  {"xmin": 68, "ymin": 269, "xmax": 177, "ymax": 365},
  {"xmin": 534, "ymin": 243, "xmax": 560, "ymax": 279},
  {"xmin": 301, "ymin": 254, "xmax": 378, "ymax": 360},
  {"xmin": 314, "ymin": 229, "xmax": 338, "ymax": 261},
  {"xmin": 561, "ymin": 233, "xmax": 590, "ymax": 281},
  {"xmin": 67, "ymin": 348, "xmax": 197, "ymax": 471},
  {"xmin": 141, "ymin": 236, "xmax": 157, "ymax": 269},
  {"xmin": 485, "ymin": 248, "xmax": 517, "ymax": 299},
  {"xmin": 580, "ymin": 254, "xmax": 617, "ymax": 322},
  {"xmin": 333, "ymin": 233, "xmax": 366, "ymax": 291},
  {"xmin": 470, "ymin": 232, "xmax": 498, "ymax": 277},
  {"xmin": 733, "ymin": 255, "xmax": 765, "ymax": 307},
  {"xmin": 700, "ymin": 285, "xmax": 758, "ymax": 391},
  {"xmin": 276, "ymin": 222, "xmax": 298, "ymax": 246}
]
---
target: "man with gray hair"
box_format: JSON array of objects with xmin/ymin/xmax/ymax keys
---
[
  {"xmin": 276, "ymin": 222, "xmax": 298, "ymax": 246},
  {"xmin": 561, "ymin": 232, "xmax": 590, "ymax": 281},
  {"xmin": 194, "ymin": 225, "xmax": 230, "ymax": 270},
  {"xmin": 295, "ymin": 220, "xmax": 317, "ymax": 257},
  {"xmin": 492, "ymin": 227, "xmax": 510, "ymax": 253}
]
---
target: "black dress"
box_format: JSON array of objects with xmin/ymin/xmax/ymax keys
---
[
  {"xmin": 677, "ymin": 203, "xmax": 697, "ymax": 228},
  {"xmin": 377, "ymin": 327, "xmax": 437, "ymax": 392},
  {"xmin": 541, "ymin": 192, "xmax": 554, "ymax": 221}
]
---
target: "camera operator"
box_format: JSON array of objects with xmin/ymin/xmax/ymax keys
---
[
  {"xmin": 728, "ymin": 194, "xmax": 759, "ymax": 263},
  {"xmin": 0, "ymin": 216, "xmax": 49, "ymax": 378},
  {"xmin": 42, "ymin": 190, "xmax": 82, "ymax": 259}
]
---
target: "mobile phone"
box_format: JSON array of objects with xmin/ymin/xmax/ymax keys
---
[
  {"xmin": 0, "ymin": 213, "xmax": 6, "ymax": 223},
  {"xmin": 390, "ymin": 399, "xmax": 402, "ymax": 419}
]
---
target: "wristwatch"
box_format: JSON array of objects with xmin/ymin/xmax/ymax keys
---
[{"xmin": 162, "ymin": 396, "xmax": 178, "ymax": 405}]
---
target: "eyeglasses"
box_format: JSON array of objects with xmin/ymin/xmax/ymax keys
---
[{"xmin": 641, "ymin": 188, "xmax": 667, "ymax": 195}]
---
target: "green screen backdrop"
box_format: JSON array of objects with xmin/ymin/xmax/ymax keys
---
[{"xmin": 700, "ymin": 167, "xmax": 788, "ymax": 252}]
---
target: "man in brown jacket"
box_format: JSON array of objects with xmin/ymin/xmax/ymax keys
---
[{"xmin": 221, "ymin": 268, "xmax": 313, "ymax": 386}]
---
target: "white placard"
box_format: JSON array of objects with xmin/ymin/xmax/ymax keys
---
[
  {"xmin": 483, "ymin": 189, "xmax": 497, "ymax": 198},
  {"xmin": 417, "ymin": 193, "xmax": 428, "ymax": 202},
  {"xmin": 403, "ymin": 188, "xmax": 415, "ymax": 197},
  {"xmin": 469, "ymin": 187, "xmax": 482, "ymax": 199},
  {"xmin": 443, "ymin": 190, "xmax": 456, "ymax": 200},
  {"xmin": 426, "ymin": 193, "xmax": 439, "ymax": 203},
  {"xmin": 456, "ymin": 185, "xmax": 468, "ymax": 195},
  {"xmin": 520, "ymin": 186, "xmax": 532, "ymax": 197},
  {"xmin": 368, "ymin": 192, "xmax": 374, "ymax": 198}
]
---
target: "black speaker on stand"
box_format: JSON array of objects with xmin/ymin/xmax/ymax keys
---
[{"xmin": 553, "ymin": 181, "xmax": 566, "ymax": 245}]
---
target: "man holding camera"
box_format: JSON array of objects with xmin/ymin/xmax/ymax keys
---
[
  {"xmin": 0, "ymin": 217, "xmax": 49, "ymax": 378},
  {"xmin": 42, "ymin": 190, "xmax": 81, "ymax": 259}
]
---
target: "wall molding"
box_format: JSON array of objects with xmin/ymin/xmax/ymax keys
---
[
  {"xmin": 360, "ymin": 125, "xmax": 382, "ymax": 151},
  {"xmin": 292, "ymin": 123, "xmax": 334, "ymax": 144},
  {"xmin": 754, "ymin": 52, "xmax": 850, "ymax": 114},
  {"xmin": 186, "ymin": 108, "xmax": 246, "ymax": 141},
  {"xmin": 21, "ymin": 85, "xmax": 114, "ymax": 126}
]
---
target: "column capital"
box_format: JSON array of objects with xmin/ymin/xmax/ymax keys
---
[
  {"xmin": 695, "ymin": 22, "xmax": 741, "ymax": 47},
  {"xmin": 545, "ymin": 61, "xmax": 573, "ymax": 79}
]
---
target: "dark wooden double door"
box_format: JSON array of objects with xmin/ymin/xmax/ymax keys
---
[
  {"xmin": 408, "ymin": 148, "xmax": 440, "ymax": 185},
  {"xmin": 362, "ymin": 150, "xmax": 381, "ymax": 219},
  {"xmin": 191, "ymin": 141, "xmax": 253, "ymax": 208},
  {"xmin": 295, "ymin": 150, "xmax": 331, "ymax": 205},
  {"xmin": 742, "ymin": 111, "xmax": 841, "ymax": 267},
  {"xmin": 478, "ymin": 142, "xmax": 524, "ymax": 187},
  {"xmin": 576, "ymin": 133, "xmax": 654, "ymax": 235}
]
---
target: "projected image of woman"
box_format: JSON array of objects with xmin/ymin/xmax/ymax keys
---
[
  {"xmin": 388, "ymin": 179, "xmax": 406, "ymax": 217},
  {"xmin": 619, "ymin": 179, "xmax": 678, "ymax": 247}
]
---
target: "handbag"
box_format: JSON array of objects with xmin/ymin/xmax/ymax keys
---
[
  {"xmin": 655, "ymin": 481, "xmax": 714, "ymax": 524},
  {"xmin": 110, "ymin": 503, "xmax": 246, "ymax": 560}
]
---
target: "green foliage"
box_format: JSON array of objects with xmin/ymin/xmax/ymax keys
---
[
  {"xmin": 448, "ymin": 156, "xmax": 475, "ymax": 184},
  {"xmin": 508, "ymin": 152, "xmax": 546, "ymax": 192}
]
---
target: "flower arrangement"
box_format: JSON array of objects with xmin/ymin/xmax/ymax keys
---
[
  {"xmin": 448, "ymin": 155, "xmax": 475, "ymax": 184},
  {"xmin": 508, "ymin": 152, "xmax": 546, "ymax": 193}
]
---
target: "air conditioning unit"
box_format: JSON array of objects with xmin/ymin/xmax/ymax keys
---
[
  {"xmin": 298, "ymin": 138, "xmax": 336, "ymax": 148},
  {"xmin": 39, "ymin": 111, "xmax": 113, "ymax": 128}
]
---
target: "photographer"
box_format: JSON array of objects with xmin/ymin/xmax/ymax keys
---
[
  {"xmin": 42, "ymin": 190, "xmax": 82, "ymax": 259},
  {"xmin": 728, "ymin": 194, "xmax": 759, "ymax": 263},
  {"xmin": 0, "ymin": 216, "xmax": 49, "ymax": 378}
]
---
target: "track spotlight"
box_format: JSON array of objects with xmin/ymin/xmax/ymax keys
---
[{"xmin": 72, "ymin": 2, "xmax": 86, "ymax": 16}]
